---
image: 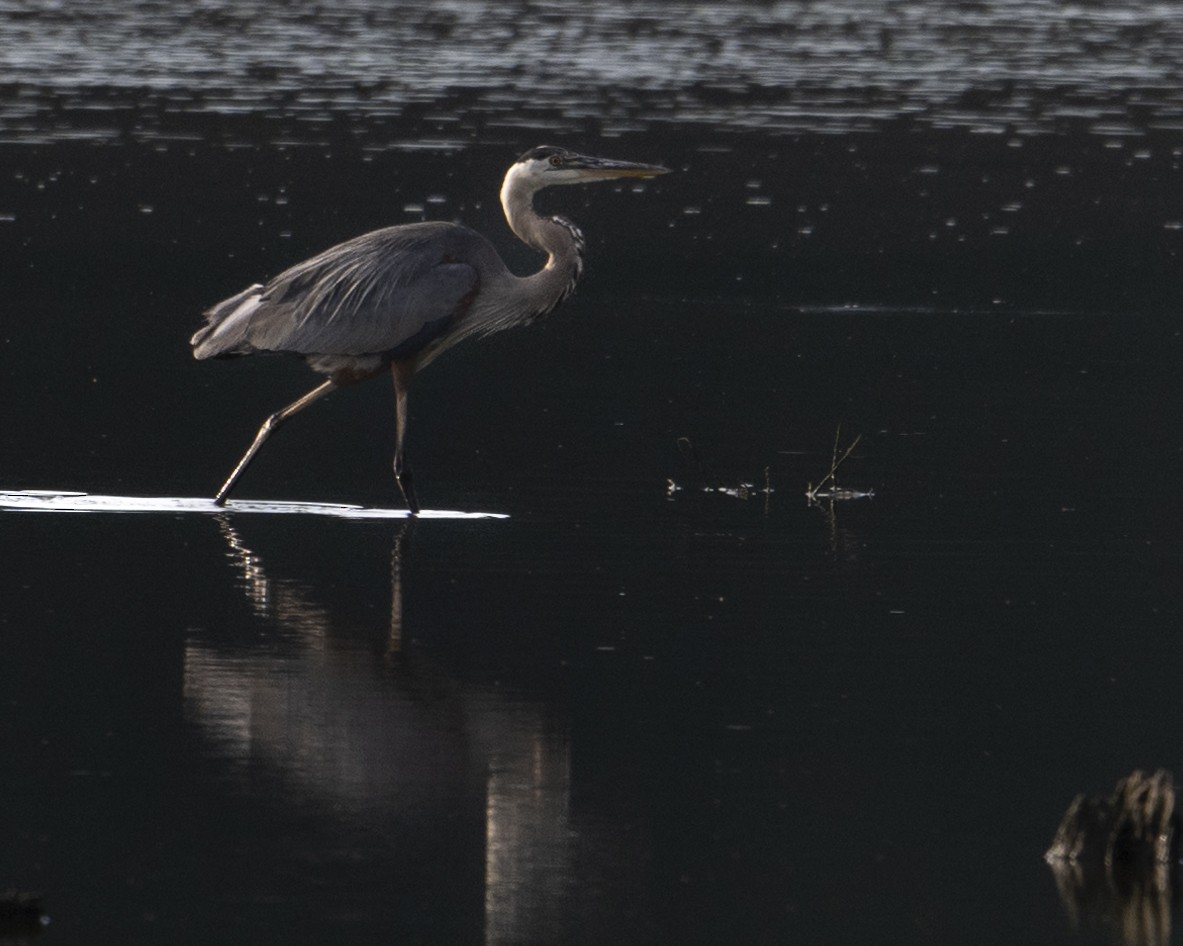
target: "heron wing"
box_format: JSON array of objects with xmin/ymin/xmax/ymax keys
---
[{"xmin": 194, "ymin": 223, "xmax": 489, "ymax": 360}]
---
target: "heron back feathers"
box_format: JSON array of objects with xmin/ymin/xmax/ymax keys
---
[{"xmin": 192, "ymin": 223, "xmax": 496, "ymax": 367}]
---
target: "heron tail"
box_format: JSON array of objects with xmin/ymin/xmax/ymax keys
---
[{"xmin": 191, "ymin": 284, "xmax": 265, "ymax": 359}]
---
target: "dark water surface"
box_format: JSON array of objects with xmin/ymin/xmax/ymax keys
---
[{"xmin": 2, "ymin": 2, "xmax": 1183, "ymax": 944}]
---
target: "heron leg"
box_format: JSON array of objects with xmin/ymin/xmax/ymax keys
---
[
  {"xmin": 213, "ymin": 379, "xmax": 337, "ymax": 505},
  {"xmin": 391, "ymin": 361, "xmax": 420, "ymax": 515}
]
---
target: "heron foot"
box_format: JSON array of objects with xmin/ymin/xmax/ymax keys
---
[{"xmin": 395, "ymin": 464, "xmax": 420, "ymax": 516}]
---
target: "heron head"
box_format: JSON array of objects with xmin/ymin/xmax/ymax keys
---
[{"xmin": 511, "ymin": 145, "xmax": 670, "ymax": 188}]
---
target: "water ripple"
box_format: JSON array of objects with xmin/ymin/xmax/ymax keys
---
[{"xmin": 1, "ymin": 0, "xmax": 1180, "ymax": 144}]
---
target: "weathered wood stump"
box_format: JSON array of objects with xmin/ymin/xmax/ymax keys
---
[{"xmin": 1045, "ymin": 769, "xmax": 1180, "ymax": 946}]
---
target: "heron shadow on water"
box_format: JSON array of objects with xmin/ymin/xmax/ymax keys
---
[{"xmin": 191, "ymin": 146, "xmax": 670, "ymax": 514}]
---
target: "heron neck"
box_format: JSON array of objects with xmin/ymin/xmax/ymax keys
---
[{"xmin": 501, "ymin": 179, "xmax": 585, "ymax": 310}]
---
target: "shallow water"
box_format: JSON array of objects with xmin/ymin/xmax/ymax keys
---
[
  {"xmin": 1, "ymin": 2, "xmax": 1182, "ymax": 945},
  {"xmin": 0, "ymin": 491, "xmax": 505, "ymax": 518}
]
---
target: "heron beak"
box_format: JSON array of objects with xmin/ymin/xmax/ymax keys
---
[{"xmin": 568, "ymin": 155, "xmax": 671, "ymax": 181}]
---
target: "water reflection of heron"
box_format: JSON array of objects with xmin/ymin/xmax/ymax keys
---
[
  {"xmin": 192, "ymin": 146, "xmax": 669, "ymax": 513},
  {"xmin": 188, "ymin": 518, "xmax": 577, "ymax": 942}
]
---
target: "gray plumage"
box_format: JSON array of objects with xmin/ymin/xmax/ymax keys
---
[
  {"xmin": 192, "ymin": 145, "xmax": 669, "ymax": 514},
  {"xmin": 194, "ymin": 223, "xmax": 496, "ymax": 378}
]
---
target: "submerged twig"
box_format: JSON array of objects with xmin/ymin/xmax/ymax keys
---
[{"xmin": 805, "ymin": 426, "xmax": 872, "ymax": 502}]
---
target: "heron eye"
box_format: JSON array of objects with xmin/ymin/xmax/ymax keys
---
[{"xmin": 548, "ymin": 154, "xmax": 562, "ymax": 167}]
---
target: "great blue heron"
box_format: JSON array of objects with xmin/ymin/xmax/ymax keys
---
[{"xmin": 192, "ymin": 145, "xmax": 669, "ymax": 514}]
